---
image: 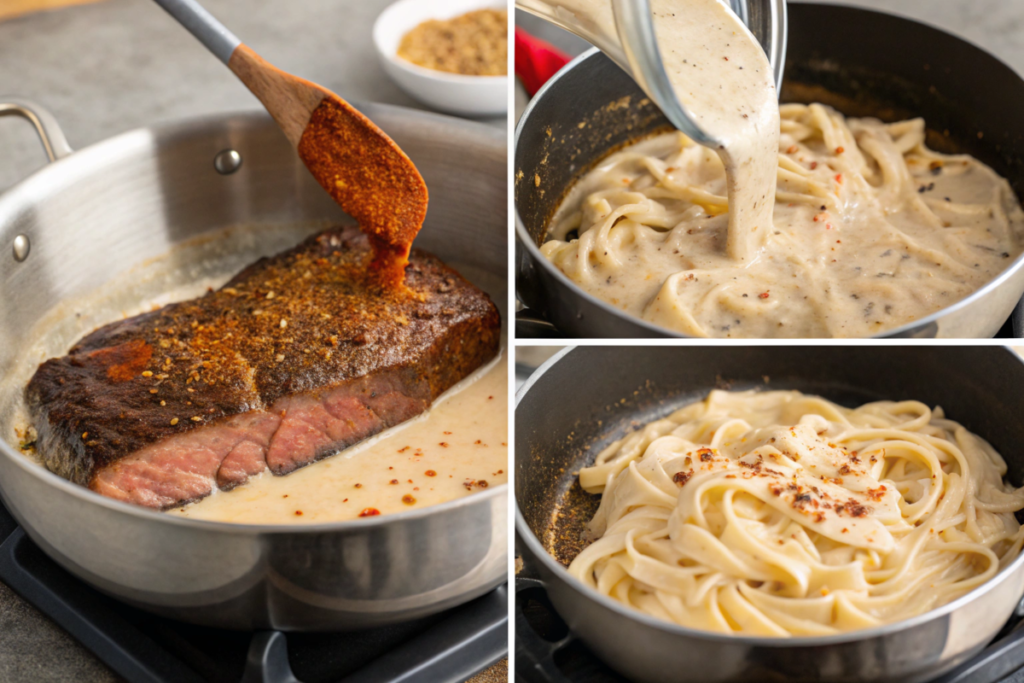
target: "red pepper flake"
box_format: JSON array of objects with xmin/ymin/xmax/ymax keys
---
[
  {"xmin": 810, "ymin": 161, "xmax": 818, "ymax": 169},
  {"xmin": 389, "ymin": 479, "xmax": 399, "ymax": 485},
  {"xmin": 397, "ymin": 446, "xmax": 410, "ymax": 453},
  {"xmin": 842, "ymin": 500, "xmax": 870, "ymax": 517},
  {"xmin": 343, "ymin": 498, "xmax": 348, "ymax": 502},
  {"xmin": 359, "ymin": 508, "xmax": 381, "ymax": 517},
  {"xmin": 354, "ymin": 483, "xmax": 362, "ymax": 488},
  {"xmin": 282, "ymin": 494, "xmax": 289, "ymax": 498},
  {"xmin": 425, "ymin": 470, "xmax": 437, "ymax": 477},
  {"xmin": 835, "ymin": 146, "xmax": 845, "ymax": 154},
  {"xmin": 759, "ymin": 292, "xmax": 770, "ymax": 299},
  {"xmin": 867, "ymin": 486, "xmax": 887, "ymax": 502},
  {"xmin": 835, "ymin": 174, "xmax": 843, "ymax": 184},
  {"xmin": 402, "ymin": 494, "xmax": 416, "ymax": 505},
  {"xmin": 673, "ymin": 471, "xmax": 693, "ymax": 487},
  {"xmin": 443, "ymin": 431, "xmax": 452, "ymax": 435},
  {"xmin": 294, "ymin": 510, "xmax": 303, "ymax": 516},
  {"xmin": 439, "ymin": 442, "xmax": 449, "ymax": 447},
  {"xmin": 786, "ymin": 145, "xmax": 798, "ymax": 154}
]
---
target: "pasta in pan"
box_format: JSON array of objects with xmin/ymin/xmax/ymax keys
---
[
  {"xmin": 568, "ymin": 390, "xmax": 1024, "ymax": 636},
  {"xmin": 542, "ymin": 105, "xmax": 1024, "ymax": 338}
]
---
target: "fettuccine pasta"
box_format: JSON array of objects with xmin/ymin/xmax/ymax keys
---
[
  {"xmin": 568, "ymin": 390, "xmax": 1024, "ymax": 636},
  {"xmin": 542, "ymin": 105, "xmax": 1024, "ymax": 338}
]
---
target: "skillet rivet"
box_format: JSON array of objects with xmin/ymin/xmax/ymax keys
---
[
  {"xmin": 214, "ymin": 149, "xmax": 242, "ymax": 175},
  {"xmin": 12, "ymin": 234, "xmax": 29, "ymax": 262}
]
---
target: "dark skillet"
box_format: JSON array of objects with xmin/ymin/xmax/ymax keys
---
[
  {"xmin": 515, "ymin": 346, "xmax": 1024, "ymax": 682},
  {"xmin": 514, "ymin": 4, "xmax": 1024, "ymax": 338}
]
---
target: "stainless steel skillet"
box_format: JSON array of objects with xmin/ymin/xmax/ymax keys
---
[
  {"xmin": 0, "ymin": 100, "xmax": 507, "ymax": 630},
  {"xmin": 515, "ymin": 346, "xmax": 1024, "ymax": 682},
  {"xmin": 515, "ymin": 4, "xmax": 1024, "ymax": 338}
]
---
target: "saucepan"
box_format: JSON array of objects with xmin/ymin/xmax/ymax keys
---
[
  {"xmin": 515, "ymin": 4, "xmax": 1024, "ymax": 338},
  {"xmin": 0, "ymin": 99, "xmax": 507, "ymax": 630},
  {"xmin": 515, "ymin": 345, "xmax": 1024, "ymax": 682}
]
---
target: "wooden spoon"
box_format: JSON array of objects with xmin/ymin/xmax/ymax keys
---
[{"xmin": 152, "ymin": 0, "xmax": 428, "ymax": 286}]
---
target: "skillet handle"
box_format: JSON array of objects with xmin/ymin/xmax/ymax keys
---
[
  {"xmin": 515, "ymin": 308, "xmax": 564, "ymax": 339},
  {"xmin": 516, "ymin": 577, "xmax": 576, "ymax": 683},
  {"xmin": 0, "ymin": 98, "xmax": 73, "ymax": 165}
]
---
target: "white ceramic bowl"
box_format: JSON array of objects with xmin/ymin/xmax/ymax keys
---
[{"xmin": 373, "ymin": 0, "xmax": 508, "ymax": 117}]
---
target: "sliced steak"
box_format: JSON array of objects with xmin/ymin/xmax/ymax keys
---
[{"xmin": 25, "ymin": 226, "xmax": 500, "ymax": 509}]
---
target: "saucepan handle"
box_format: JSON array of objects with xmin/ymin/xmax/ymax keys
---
[
  {"xmin": 0, "ymin": 98, "xmax": 73, "ymax": 168},
  {"xmin": 515, "ymin": 308, "xmax": 563, "ymax": 338},
  {"xmin": 515, "ymin": 576, "xmax": 577, "ymax": 683}
]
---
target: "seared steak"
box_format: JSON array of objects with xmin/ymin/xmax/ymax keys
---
[{"xmin": 25, "ymin": 226, "xmax": 500, "ymax": 509}]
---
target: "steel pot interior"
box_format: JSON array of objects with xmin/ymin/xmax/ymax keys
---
[
  {"xmin": 515, "ymin": 346, "xmax": 1024, "ymax": 682},
  {"xmin": 514, "ymin": 3, "xmax": 1024, "ymax": 338},
  {"xmin": 0, "ymin": 104, "xmax": 508, "ymax": 630}
]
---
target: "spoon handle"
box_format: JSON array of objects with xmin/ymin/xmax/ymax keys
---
[{"xmin": 150, "ymin": 0, "xmax": 241, "ymax": 65}]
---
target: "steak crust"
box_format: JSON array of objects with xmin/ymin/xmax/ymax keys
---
[{"xmin": 25, "ymin": 226, "xmax": 500, "ymax": 509}]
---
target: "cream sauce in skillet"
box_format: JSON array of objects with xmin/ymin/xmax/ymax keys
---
[
  {"xmin": 525, "ymin": 0, "xmax": 1024, "ymax": 337},
  {"xmin": 542, "ymin": 108, "xmax": 1024, "ymax": 337},
  {"xmin": 171, "ymin": 350, "xmax": 507, "ymax": 524}
]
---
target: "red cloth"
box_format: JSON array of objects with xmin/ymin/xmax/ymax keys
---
[{"xmin": 515, "ymin": 28, "xmax": 572, "ymax": 97}]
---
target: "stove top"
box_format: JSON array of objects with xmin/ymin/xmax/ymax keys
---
[
  {"xmin": 515, "ymin": 554, "xmax": 1024, "ymax": 683},
  {"xmin": 0, "ymin": 498, "xmax": 506, "ymax": 683}
]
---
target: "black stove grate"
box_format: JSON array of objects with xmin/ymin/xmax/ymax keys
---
[
  {"xmin": 515, "ymin": 562, "xmax": 1024, "ymax": 683},
  {"xmin": 0, "ymin": 497, "xmax": 506, "ymax": 683}
]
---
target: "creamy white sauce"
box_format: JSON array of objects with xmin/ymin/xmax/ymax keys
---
[
  {"xmin": 520, "ymin": 0, "xmax": 779, "ymax": 261},
  {"xmin": 527, "ymin": 1, "xmax": 1024, "ymax": 337},
  {"xmin": 171, "ymin": 349, "xmax": 508, "ymax": 524},
  {"xmin": 543, "ymin": 107, "xmax": 1024, "ymax": 337},
  {"xmin": 1, "ymin": 224, "xmax": 508, "ymax": 523}
]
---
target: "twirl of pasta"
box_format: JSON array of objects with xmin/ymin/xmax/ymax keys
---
[{"xmin": 568, "ymin": 390, "xmax": 1024, "ymax": 636}]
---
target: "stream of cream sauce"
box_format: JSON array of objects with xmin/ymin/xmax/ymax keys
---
[{"xmin": 520, "ymin": 0, "xmax": 779, "ymax": 261}]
